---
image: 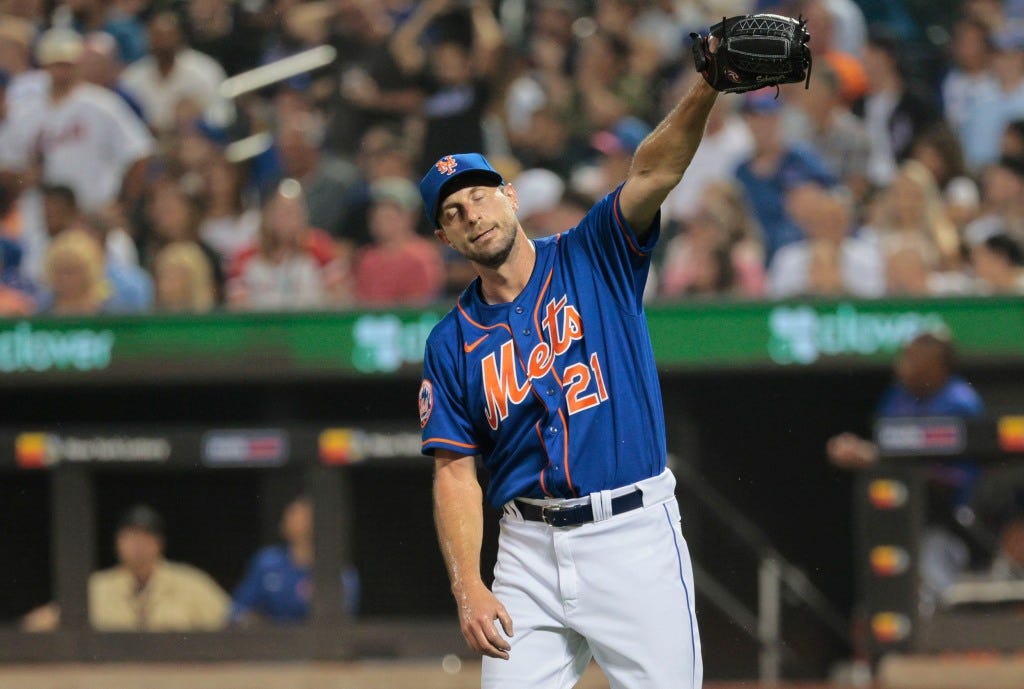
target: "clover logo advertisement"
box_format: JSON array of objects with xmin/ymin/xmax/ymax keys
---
[
  {"xmin": 767, "ymin": 304, "xmax": 948, "ymax": 365},
  {"xmin": 351, "ymin": 313, "xmax": 439, "ymax": 373},
  {"xmin": 0, "ymin": 322, "xmax": 114, "ymax": 373}
]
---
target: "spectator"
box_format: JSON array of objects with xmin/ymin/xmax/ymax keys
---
[
  {"xmin": 576, "ymin": 116, "xmax": 651, "ymax": 202},
  {"xmin": 143, "ymin": 179, "xmax": 225, "ymax": 300},
  {"xmin": 338, "ymin": 126, "xmax": 419, "ymax": 249},
  {"xmin": 785, "ymin": 61, "xmax": 872, "ymax": 202},
  {"xmin": 799, "ymin": 0, "xmax": 869, "ymax": 104},
  {"xmin": 186, "ymin": 0, "xmax": 264, "ymax": 77},
  {"xmin": 153, "ymin": 241, "xmax": 216, "ymax": 312},
  {"xmin": 39, "ymin": 228, "xmax": 110, "ymax": 315},
  {"xmin": 22, "ymin": 505, "xmax": 229, "ymax": 632},
  {"xmin": 966, "ymin": 156, "xmax": 1024, "ymax": 246},
  {"xmin": 228, "ymin": 179, "xmax": 346, "ymax": 310},
  {"xmin": 77, "ymin": 31, "xmax": 144, "ymax": 119},
  {"xmin": 353, "ymin": 176, "xmax": 444, "ymax": 306},
  {"xmin": 883, "ymin": 235, "xmax": 942, "ymax": 296},
  {"xmin": 827, "ymin": 333, "xmax": 987, "ymax": 608},
  {"xmin": 0, "ymin": 236, "xmax": 35, "ymax": 315},
  {"xmin": 230, "ymin": 495, "xmax": 359, "ymax": 625},
  {"xmin": 80, "ymin": 211, "xmax": 153, "ymax": 313},
  {"xmin": 54, "ymin": 0, "xmax": 147, "ymax": 64},
  {"xmin": 324, "ymin": 0, "xmax": 420, "ymax": 156},
  {"xmin": 567, "ymin": 30, "xmax": 653, "ymax": 145},
  {"xmin": 0, "ymin": 14, "xmax": 45, "ymax": 107},
  {"xmin": 867, "ymin": 160, "xmax": 962, "ymax": 271},
  {"xmin": 660, "ymin": 181, "xmax": 765, "ymax": 300},
  {"xmin": 960, "ymin": 29, "xmax": 1024, "ymax": 172},
  {"xmin": 942, "ymin": 16, "xmax": 997, "ymax": 134},
  {"xmin": 662, "ymin": 76, "xmax": 754, "ymax": 221},
  {"xmin": 858, "ymin": 32, "xmax": 942, "ymax": 187},
  {"xmin": 120, "ymin": 12, "xmax": 232, "ymax": 136},
  {"xmin": 7, "ymin": 29, "xmax": 153, "ymax": 213},
  {"xmin": 197, "ymin": 156, "xmax": 260, "ymax": 266},
  {"xmin": 733, "ymin": 91, "xmax": 837, "ymax": 265},
  {"xmin": 970, "ymin": 232, "xmax": 1024, "ymax": 293},
  {"xmin": 769, "ymin": 184, "xmax": 884, "ymax": 298},
  {"xmin": 274, "ymin": 114, "xmax": 357, "ymax": 240},
  {"xmin": 390, "ymin": 0, "xmax": 504, "ymax": 172}
]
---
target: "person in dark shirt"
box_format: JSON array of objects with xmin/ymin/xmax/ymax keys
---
[
  {"xmin": 827, "ymin": 332, "xmax": 986, "ymax": 605},
  {"xmin": 389, "ymin": 0, "xmax": 504, "ymax": 172},
  {"xmin": 230, "ymin": 496, "xmax": 359, "ymax": 625}
]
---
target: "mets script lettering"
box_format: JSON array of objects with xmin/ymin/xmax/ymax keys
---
[{"xmin": 481, "ymin": 296, "xmax": 609, "ymax": 430}]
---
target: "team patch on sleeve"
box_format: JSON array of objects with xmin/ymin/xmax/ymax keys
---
[{"xmin": 418, "ymin": 380, "xmax": 434, "ymax": 428}]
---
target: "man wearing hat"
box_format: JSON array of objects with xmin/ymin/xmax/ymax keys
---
[
  {"xmin": 4, "ymin": 28, "xmax": 152, "ymax": 213},
  {"xmin": 416, "ymin": 51, "xmax": 721, "ymax": 687},
  {"xmin": 22, "ymin": 504, "xmax": 229, "ymax": 631}
]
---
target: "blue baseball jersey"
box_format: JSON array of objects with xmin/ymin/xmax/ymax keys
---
[{"xmin": 419, "ymin": 184, "xmax": 667, "ymax": 509}]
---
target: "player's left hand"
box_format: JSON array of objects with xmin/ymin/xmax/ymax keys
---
[{"xmin": 456, "ymin": 582, "xmax": 514, "ymax": 660}]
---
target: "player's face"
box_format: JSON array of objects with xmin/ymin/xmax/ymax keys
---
[
  {"xmin": 280, "ymin": 498, "xmax": 313, "ymax": 544},
  {"xmin": 436, "ymin": 184, "xmax": 520, "ymax": 269}
]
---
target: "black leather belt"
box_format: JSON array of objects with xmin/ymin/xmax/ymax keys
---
[{"xmin": 514, "ymin": 489, "xmax": 644, "ymax": 527}]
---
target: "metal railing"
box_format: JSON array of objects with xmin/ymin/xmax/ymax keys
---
[{"xmin": 672, "ymin": 455, "xmax": 850, "ymax": 684}]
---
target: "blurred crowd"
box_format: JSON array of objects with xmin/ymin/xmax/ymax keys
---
[{"xmin": 1, "ymin": 0, "xmax": 1024, "ymax": 317}]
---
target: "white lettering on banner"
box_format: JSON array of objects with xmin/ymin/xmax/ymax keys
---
[
  {"xmin": 53, "ymin": 436, "xmax": 171, "ymax": 462},
  {"xmin": 768, "ymin": 304, "xmax": 948, "ymax": 365},
  {"xmin": 0, "ymin": 322, "xmax": 114, "ymax": 373}
]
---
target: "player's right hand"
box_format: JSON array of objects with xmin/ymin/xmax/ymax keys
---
[{"xmin": 455, "ymin": 582, "xmax": 514, "ymax": 660}]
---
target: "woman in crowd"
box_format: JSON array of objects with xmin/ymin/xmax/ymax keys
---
[{"xmin": 153, "ymin": 241, "xmax": 217, "ymax": 313}]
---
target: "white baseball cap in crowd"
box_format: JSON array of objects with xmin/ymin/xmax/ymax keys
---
[{"xmin": 35, "ymin": 28, "xmax": 84, "ymax": 66}]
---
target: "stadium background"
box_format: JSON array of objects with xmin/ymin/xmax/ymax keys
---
[{"xmin": 1, "ymin": 0, "xmax": 1024, "ymax": 687}]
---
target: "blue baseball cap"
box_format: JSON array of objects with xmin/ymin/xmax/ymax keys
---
[{"xmin": 419, "ymin": 153, "xmax": 504, "ymax": 227}]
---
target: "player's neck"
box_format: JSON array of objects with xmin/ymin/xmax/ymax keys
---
[{"xmin": 477, "ymin": 230, "xmax": 536, "ymax": 305}]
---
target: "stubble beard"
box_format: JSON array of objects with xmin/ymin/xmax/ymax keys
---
[{"xmin": 467, "ymin": 223, "xmax": 517, "ymax": 269}]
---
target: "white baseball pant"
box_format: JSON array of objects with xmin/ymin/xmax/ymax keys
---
[{"xmin": 484, "ymin": 469, "xmax": 702, "ymax": 689}]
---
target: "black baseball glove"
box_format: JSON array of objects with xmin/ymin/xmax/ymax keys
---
[{"xmin": 691, "ymin": 14, "xmax": 811, "ymax": 94}]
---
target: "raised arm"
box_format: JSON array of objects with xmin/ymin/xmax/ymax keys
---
[
  {"xmin": 468, "ymin": 0, "xmax": 504, "ymax": 77},
  {"xmin": 618, "ymin": 77, "xmax": 718, "ymax": 238},
  {"xmin": 434, "ymin": 450, "xmax": 513, "ymax": 659},
  {"xmin": 390, "ymin": 0, "xmax": 453, "ymax": 75}
]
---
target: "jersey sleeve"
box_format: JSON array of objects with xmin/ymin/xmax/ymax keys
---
[
  {"xmin": 563, "ymin": 183, "xmax": 659, "ymax": 313},
  {"xmin": 420, "ymin": 330, "xmax": 479, "ymax": 457}
]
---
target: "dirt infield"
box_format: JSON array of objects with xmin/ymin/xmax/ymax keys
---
[{"xmin": 0, "ymin": 661, "xmax": 856, "ymax": 689}]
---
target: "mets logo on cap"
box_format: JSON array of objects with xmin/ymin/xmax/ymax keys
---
[
  {"xmin": 419, "ymin": 380, "xmax": 433, "ymax": 428},
  {"xmin": 435, "ymin": 155, "xmax": 458, "ymax": 175}
]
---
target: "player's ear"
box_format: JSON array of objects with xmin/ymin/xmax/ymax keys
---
[
  {"xmin": 503, "ymin": 183, "xmax": 518, "ymax": 213},
  {"xmin": 434, "ymin": 228, "xmax": 452, "ymax": 247}
]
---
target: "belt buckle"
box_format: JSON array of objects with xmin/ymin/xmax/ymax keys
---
[{"xmin": 540, "ymin": 504, "xmax": 566, "ymax": 526}]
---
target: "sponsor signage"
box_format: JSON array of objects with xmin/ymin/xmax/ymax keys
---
[
  {"xmin": 870, "ymin": 612, "xmax": 912, "ymax": 644},
  {"xmin": 0, "ymin": 322, "xmax": 114, "ymax": 373},
  {"xmin": 319, "ymin": 428, "xmax": 423, "ymax": 465},
  {"xmin": 201, "ymin": 430, "xmax": 289, "ymax": 467},
  {"xmin": 869, "ymin": 545, "xmax": 911, "ymax": 577},
  {"xmin": 998, "ymin": 416, "xmax": 1024, "ymax": 453},
  {"xmin": 875, "ymin": 417, "xmax": 966, "ymax": 456},
  {"xmin": 15, "ymin": 433, "xmax": 170, "ymax": 467},
  {"xmin": 767, "ymin": 304, "xmax": 947, "ymax": 365},
  {"xmin": 867, "ymin": 479, "xmax": 909, "ymax": 510}
]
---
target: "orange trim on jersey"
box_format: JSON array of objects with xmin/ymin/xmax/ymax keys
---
[
  {"xmin": 457, "ymin": 297, "xmax": 514, "ymax": 336},
  {"xmin": 612, "ymin": 189, "xmax": 647, "ymax": 257},
  {"xmin": 531, "ymin": 268, "xmax": 563, "ymax": 386},
  {"xmin": 422, "ymin": 437, "xmax": 479, "ymax": 450},
  {"xmin": 535, "ymin": 423, "xmax": 553, "ymax": 497},
  {"xmin": 557, "ymin": 408, "xmax": 576, "ymax": 496}
]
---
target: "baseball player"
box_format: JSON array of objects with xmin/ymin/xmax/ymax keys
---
[
  {"xmin": 417, "ymin": 98, "xmax": 714, "ymax": 689},
  {"xmin": 418, "ymin": 17, "xmax": 809, "ymax": 688}
]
